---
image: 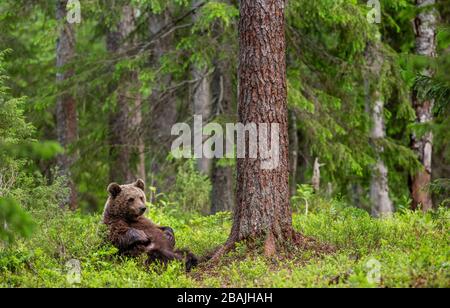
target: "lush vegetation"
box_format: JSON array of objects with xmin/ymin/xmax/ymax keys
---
[
  {"xmin": 1, "ymin": 196, "xmax": 448, "ymax": 287},
  {"xmin": 0, "ymin": 0, "xmax": 449, "ymax": 288}
]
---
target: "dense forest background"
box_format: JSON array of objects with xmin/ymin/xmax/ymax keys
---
[{"xmin": 0, "ymin": 0, "xmax": 449, "ymax": 288}]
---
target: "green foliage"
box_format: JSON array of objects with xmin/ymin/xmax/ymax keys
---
[
  {"xmin": 415, "ymin": 74, "xmax": 449, "ymax": 115},
  {"xmin": 413, "ymin": 24, "xmax": 450, "ymax": 117},
  {"xmin": 0, "ymin": 198, "xmax": 35, "ymax": 244},
  {"xmin": 287, "ymin": 1, "xmax": 393, "ymax": 197},
  {"xmin": 0, "ymin": 0, "xmax": 449, "ymax": 288},
  {"xmin": 0, "ymin": 50, "xmax": 66, "ymax": 244},
  {"xmin": 0, "ymin": 51, "xmax": 33, "ymax": 143},
  {"xmin": 167, "ymin": 159, "xmax": 212, "ymax": 214},
  {"xmin": 3, "ymin": 0, "xmax": 442, "ymax": 209},
  {"xmin": 291, "ymin": 184, "xmax": 315, "ymax": 213},
  {"xmin": 192, "ymin": 1, "xmax": 239, "ymax": 32},
  {"xmin": 430, "ymin": 179, "xmax": 450, "ymax": 207},
  {"xmin": 0, "ymin": 201, "xmax": 448, "ymax": 287}
]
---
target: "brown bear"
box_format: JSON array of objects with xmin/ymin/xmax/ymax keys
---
[{"xmin": 102, "ymin": 179, "xmax": 198, "ymax": 271}]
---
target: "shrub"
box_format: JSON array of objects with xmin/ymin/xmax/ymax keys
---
[
  {"xmin": 167, "ymin": 159, "xmax": 212, "ymax": 214},
  {"xmin": 0, "ymin": 50, "xmax": 65, "ymax": 245}
]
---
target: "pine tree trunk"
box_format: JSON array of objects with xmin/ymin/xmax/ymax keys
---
[
  {"xmin": 411, "ymin": 0, "xmax": 437, "ymax": 211},
  {"xmin": 365, "ymin": 43, "xmax": 394, "ymax": 217},
  {"xmin": 210, "ymin": 57, "xmax": 235, "ymax": 214},
  {"xmin": 222, "ymin": 0, "xmax": 294, "ymax": 256},
  {"xmin": 192, "ymin": 0, "xmax": 213, "ymax": 175},
  {"xmin": 56, "ymin": 0, "xmax": 78, "ymax": 210},
  {"xmin": 107, "ymin": 5, "xmax": 145, "ymax": 184}
]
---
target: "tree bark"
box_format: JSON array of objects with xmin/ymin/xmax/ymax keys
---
[
  {"xmin": 210, "ymin": 58, "xmax": 235, "ymax": 214},
  {"xmin": 411, "ymin": 0, "xmax": 437, "ymax": 211},
  {"xmin": 365, "ymin": 42, "xmax": 394, "ymax": 217},
  {"xmin": 220, "ymin": 0, "xmax": 294, "ymax": 257},
  {"xmin": 370, "ymin": 98, "xmax": 394, "ymax": 217},
  {"xmin": 107, "ymin": 5, "xmax": 145, "ymax": 184},
  {"xmin": 56, "ymin": 0, "xmax": 78, "ymax": 210}
]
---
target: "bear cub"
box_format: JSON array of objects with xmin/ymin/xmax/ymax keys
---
[{"xmin": 102, "ymin": 179, "xmax": 198, "ymax": 271}]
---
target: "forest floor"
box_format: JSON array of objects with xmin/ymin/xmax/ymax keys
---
[{"xmin": 0, "ymin": 200, "xmax": 449, "ymax": 288}]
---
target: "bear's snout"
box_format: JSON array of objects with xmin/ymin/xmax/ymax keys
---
[{"xmin": 139, "ymin": 205, "xmax": 147, "ymax": 214}]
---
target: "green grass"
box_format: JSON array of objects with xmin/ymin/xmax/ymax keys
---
[{"xmin": 0, "ymin": 202, "xmax": 449, "ymax": 288}]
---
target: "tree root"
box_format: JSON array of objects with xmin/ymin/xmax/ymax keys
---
[
  {"xmin": 209, "ymin": 239, "xmax": 236, "ymax": 263},
  {"xmin": 205, "ymin": 231, "xmax": 335, "ymax": 264}
]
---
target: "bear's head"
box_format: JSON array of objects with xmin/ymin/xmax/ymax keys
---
[{"xmin": 103, "ymin": 179, "xmax": 147, "ymax": 222}]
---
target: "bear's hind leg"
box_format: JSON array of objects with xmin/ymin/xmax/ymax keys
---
[{"xmin": 145, "ymin": 245, "xmax": 182, "ymax": 267}]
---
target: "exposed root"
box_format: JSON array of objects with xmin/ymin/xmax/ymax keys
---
[
  {"xmin": 263, "ymin": 232, "xmax": 276, "ymax": 257},
  {"xmin": 204, "ymin": 231, "xmax": 335, "ymax": 265},
  {"xmin": 191, "ymin": 233, "xmax": 336, "ymax": 285},
  {"xmin": 209, "ymin": 240, "xmax": 236, "ymax": 263}
]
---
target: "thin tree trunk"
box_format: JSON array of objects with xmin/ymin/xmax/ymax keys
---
[
  {"xmin": 56, "ymin": 0, "xmax": 78, "ymax": 210},
  {"xmin": 350, "ymin": 183, "xmax": 365, "ymax": 209},
  {"xmin": 107, "ymin": 5, "xmax": 144, "ymax": 184},
  {"xmin": 219, "ymin": 0, "xmax": 295, "ymax": 257},
  {"xmin": 370, "ymin": 98, "xmax": 394, "ymax": 217},
  {"xmin": 312, "ymin": 157, "xmax": 323, "ymax": 193},
  {"xmin": 192, "ymin": 68, "xmax": 212, "ymax": 175},
  {"xmin": 211, "ymin": 59, "xmax": 235, "ymax": 214},
  {"xmin": 411, "ymin": 0, "xmax": 437, "ymax": 211},
  {"xmin": 288, "ymin": 109, "xmax": 298, "ymax": 197},
  {"xmin": 192, "ymin": 0, "xmax": 213, "ymax": 175},
  {"xmin": 148, "ymin": 9, "xmax": 177, "ymax": 184},
  {"xmin": 296, "ymin": 129, "xmax": 309, "ymax": 185},
  {"xmin": 211, "ymin": 160, "xmax": 235, "ymax": 213},
  {"xmin": 149, "ymin": 9, "xmax": 177, "ymax": 145},
  {"xmin": 365, "ymin": 42, "xmax": 394, "ymax": 217},
  {"xmin": 131, "ymin": 90, "xmax": 146, "ymax": 182}
]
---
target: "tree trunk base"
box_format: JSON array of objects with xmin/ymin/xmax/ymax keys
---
[{"xmin": 208, "ymin": 231, "xmax": 334, "ymax": 263}]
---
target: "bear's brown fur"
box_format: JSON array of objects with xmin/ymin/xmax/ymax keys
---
[{"xmin": 102, "ymin": 179, "xmax": 198, "ymax": 271}]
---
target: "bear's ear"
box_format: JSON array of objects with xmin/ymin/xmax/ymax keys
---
[
  {"xmin": 107, "ymin": 183, "xmax": 122, "ymax": 198},
  {"xmin": 134, "ymin": 179, "xmax": 145, "ymax": 192}
]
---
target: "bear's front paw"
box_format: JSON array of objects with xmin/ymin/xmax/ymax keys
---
[
  {"xmin": 127, "ymin": 228, "xmax": 149, "ymax": 244},
  {"xmin": 159, "ymin": 226, "xmax": 175, "ymax": 248}
]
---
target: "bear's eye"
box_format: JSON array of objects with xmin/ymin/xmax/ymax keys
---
[
  {"xmin": 140, "ymin": 197, "xmax": 144, "ymax": 202},
  {"xmin": 128, "ymin": 198, "xmax": 135, "ymax": 203}
]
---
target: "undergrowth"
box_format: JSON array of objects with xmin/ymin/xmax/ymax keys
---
[{"xmin": 0, "ymin": 199, "xmax": 448, "ymax": 288}]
